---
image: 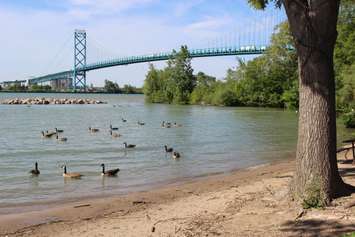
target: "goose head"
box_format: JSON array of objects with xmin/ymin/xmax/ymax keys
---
[{"xmin": 61, "ymin": 165, "xmax": 67, "ymax": 174}]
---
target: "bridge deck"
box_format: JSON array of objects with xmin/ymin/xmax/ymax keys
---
[{"xmin": 29, "ymin": 45, "xmax": 267, "ymax": 84}]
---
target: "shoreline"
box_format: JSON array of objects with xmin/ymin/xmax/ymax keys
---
[
  {"xmin": 0, "ymin": 159, "xmax": 275, "ymax": 214},
  {"xmin": 0, "ymin": 169, "xmax": 236, "ymax": 214},
  {"xmin": 0, "ymin": 159, "xmax": 292, "ymax": 235},
  {"xmin": 0, "ymin": 161, "xmax": 273, "ymax": 211},
  {"xmin": 1, "ymin": 154, "xmax": 354, "ymax": 237}
]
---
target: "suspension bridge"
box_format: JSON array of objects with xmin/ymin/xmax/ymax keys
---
[{"xmin": 27, "ymin": 12, "xmax": 286, "ymax": 91}]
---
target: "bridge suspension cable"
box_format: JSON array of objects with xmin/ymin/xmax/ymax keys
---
[
  {"xmin": 38, "ymin": 34, "xmax": 72, "ymax": 78},
  {"xmin": 29, "ymin": 9, "xmax": 287, "ymax": 90}
]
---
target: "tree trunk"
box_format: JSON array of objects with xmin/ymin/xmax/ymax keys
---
[{"xmin": 283, "ymin": 0, "xmax": 353, "ymax": 206}]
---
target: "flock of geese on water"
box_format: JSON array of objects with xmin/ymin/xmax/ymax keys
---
[{"xmin": 33, "ymin": 118, "xmax": 182, "ymax": 179}]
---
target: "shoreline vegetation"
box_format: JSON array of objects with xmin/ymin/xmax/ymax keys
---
[
  {"xmin": 143, "ymin": 15, "xmax": 354, "ymax": 126},
  {"xmin": 0, "ymin": 82, "xmax": 143, "ymax": 94},
  {"xmin": 144, "ymin": 11, "xmax": 353, "ymax": 112},
  {"xmin": 144, "ymin": 23, "xmax": 298, "ymax": 109},
  {"xmin": 1, "ymin": 152, "xmax": 354, "ymax": 237}
]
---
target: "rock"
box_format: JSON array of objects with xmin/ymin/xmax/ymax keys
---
[{"xmin": 1, "ymin": 97, "xmax": 107, "ymax": 105}]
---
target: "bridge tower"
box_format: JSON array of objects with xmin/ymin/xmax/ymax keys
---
[{"xmin": 73, "ymin": 29, "xmax": 87, "ymax": 91}]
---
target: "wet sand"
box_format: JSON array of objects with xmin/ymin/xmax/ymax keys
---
[{"xmin": 1, "ymin": 153, "xmax": 354, "ymax": 237}]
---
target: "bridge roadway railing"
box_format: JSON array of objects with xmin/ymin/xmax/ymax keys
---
[
  {"xmin": 28, "ymin": 70, "xmax": 74, "ymax": 84},
  {"xmin": 28, "ymin": 45, "xmax": 268, "ymax": 84},
  {"xmin": 80, "ymin": 45, "xmax": 267, "ymax": 72}
]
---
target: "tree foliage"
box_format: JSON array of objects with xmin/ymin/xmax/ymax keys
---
[
  {"xmin": 144, "ymin": 45, "xmax": 196, "ymax": 104},
  {"xmin": 193, "ymin": 21, "xmax": 297, "ymax": 108},
  {"xmin": 29, "ymin": 84, "xmax": 52, "ymax": 92},
  {"xmin": 103, "ymin": 79, "xmax": 141, "ymax": 94},
  {"xmin": 144, "ymin": 2, "xmax": 353, "ymax": 111},
  {"xmin": 104, "ymin": 80, "xmax": 120, "ymax": 93},
  {"xmin": 335, "ymin": 0, "xmax": 355, "ymax": 111},
  {"xmin": 144, "ymin": 22, "xmax": 297, "ymax": 107}
]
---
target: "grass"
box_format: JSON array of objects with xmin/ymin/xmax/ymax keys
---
[{"xmin": 342, "ymin": 232, "xmax": 355, "ymax": 237}]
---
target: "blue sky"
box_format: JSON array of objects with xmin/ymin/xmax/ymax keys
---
[{"xmin": 0, "ymin": 0, "xmax": 285, "ymax": 86}]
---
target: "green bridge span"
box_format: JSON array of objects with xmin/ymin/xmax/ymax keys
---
[{"xmin": 29, "ymin": 45, "xmax": 267, "ymax": 85}]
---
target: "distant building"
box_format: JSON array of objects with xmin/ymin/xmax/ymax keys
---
[
  {"xmin": 50, "ymin": 78, "xmax": 73, "ymax": 90},
  {"xmin": 0, "ymin": 80, "xmax": 27, "ymax": 88}
]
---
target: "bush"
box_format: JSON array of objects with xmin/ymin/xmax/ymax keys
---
[
  {"xmin": 302, "ymin": 177, "xmax": 326, "ymax": 209},
  {"xmin": 343, "ymin": 111, "xmax": 355, "ymax": 128},
  {"xmin": 342, "ymin": 233, "xmax": 355, "ymax": 237}
]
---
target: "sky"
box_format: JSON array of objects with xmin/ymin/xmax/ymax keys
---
[{"xmin": 0, "ymin": 0, "xmax": 285, "ymax": 87}]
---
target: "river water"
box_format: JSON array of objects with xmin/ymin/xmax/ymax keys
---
[{"xmin": 0, "ymin": 93, "xmax": 301, "ymax": 207}]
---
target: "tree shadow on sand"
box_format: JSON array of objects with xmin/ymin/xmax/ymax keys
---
[
  {"xmin": 339, "ymin": 166, "xmax": 355, "ymax": 178},
  {"xmin": 337, "ymin": 155, "xmax": 355, "ymax": 178},
  {"xmin": 336, "ymin": 158, "xmax": 355, "ymax": 198},
  {"xmin": 280, "ymin": 219, "xmax": 355, "ymax": 237},
  {"xmin": 280, "ymin": 159, "xmax": 355, "ymax": 236}
]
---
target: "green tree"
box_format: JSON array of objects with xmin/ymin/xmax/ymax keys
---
[
  {"xmin": 122, "ymin": 84, "xmax": 140, "ymax": 94},
  {"xmin": 335, "ymin": 0, "xmax": 355, "ymax": 74},
  {"xmin": 219, "ymin": 22, "xmax": 297, "ymax": 108},
  {"xmin": 8, "ymin": 84, "xmax": 27, "ymax": 91},
  {"xmin": 29, "ymin": 84, "xmax": 51, "ymax": 92},
  {"xmin": 167, "ymin": 46, "xmax": 196, "ymax": 104},
  {"xmin": 143, "ymin": 64, "xmax": 167, "ymax": 102},
  {"xmin": 335, "ymin": 0, "xmax": 355, "ymax": 111},
  {"xmin": 104, "ymin": 80, "xmax": 120, "ymax": 93},
  {"xmin": 190, "ymin": 72, "xmax": 216, "ymax": 104},
  {"xmin": 143, "ymin": 46, "xmax": 196, "ymax": 104},
  {"xmin": 248, "ymin": 0, "xmax": 354, "ymax": 206},
  {"xmin": 338, "ymin": 64, "xmax": 355, "ymax": 109}
]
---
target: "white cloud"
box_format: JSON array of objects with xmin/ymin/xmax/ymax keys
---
[
  {"xmin": 0, "ymin": 1, "xmax": 284, "ymax": 86},
  {"xmin": 174, "ymin": 0, "xmax": 204, "ymax": 17},
  {"xmin": 184, "ymin": 15, "xmax": 232, "ymax": 32},
  {"xmin": 67, "ymin": 0, "xmax": 156, "ymax": 19}
]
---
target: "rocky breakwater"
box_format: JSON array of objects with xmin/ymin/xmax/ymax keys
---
[{"xmin": 1, "ymin": 98, "xmax": 107, "ymax": 105}]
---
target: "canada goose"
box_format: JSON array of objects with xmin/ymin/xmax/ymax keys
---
[
  {"xmin": 89, "ymin": 127, "xmax": 99, "ymax": 132},
  {"xmin": 123, "ymin": 142, "xmax": 136, "ymax": 148},
  {"xmin": 41, "ymin": 131, "xmax": 56, "ymax": 138},
  {"xmin": 110, "ymin": 130, "xmax": 121, "ymax": 138},
  {"xmin": 173, "ymin": 123, "xmax": 182, "ymax": 127},
  {"xmin": 101, "ymin": 164, "xmax": 120, "ymax": 176},
  {"xmin": 110, "ymin": 124, "xmax": 119, "ymax": 131},
  {"xmin": 56, "ymin": 134, "xmax": 67, "ymax": 142},
  {"xmin": 122, "ymin": 118, "xmax": 127, "ymax": 122},
  {"xmin": 137, "ymin": 121, "xmax": 145, "ymax": 126},
  {"xmin": 55, "ymin": 128, "xmax": 64, "ymax": 133},
  {"xmin": 172, "ymin": 151, "xmax": 181, "ymax": 159},
  {"xmin": 30, "ymin": 162, "xmax": 40, "ymax": 175},
  {"xmin": 164, "ymin": 145, "xmax": 173, "ymax": 153},
  {"xmin": 62, "ymin": 165, "xmax": 83, "ymax": 179}
]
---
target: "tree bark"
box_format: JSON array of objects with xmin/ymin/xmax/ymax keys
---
[{"xmin": 283, "ymin": 0, "xmax": 353, "ymax": 205}]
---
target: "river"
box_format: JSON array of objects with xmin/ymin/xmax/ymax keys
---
[{"xmin": 0, "ymin": 92, "xmax": 347, "ymax": 207}]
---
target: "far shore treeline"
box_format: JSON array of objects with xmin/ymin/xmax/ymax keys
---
[
  {"xmin": 143, "ymin": 3, "xmax": 354, "ymax": 127},
  {"xmin": 0, "ymin": 82, "xmax": 142, "ymax": 94}
]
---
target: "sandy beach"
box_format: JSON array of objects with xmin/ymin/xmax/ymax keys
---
[{"xmin": 1, "ymin": 152, "xmax": 354, "ymax": 237}]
